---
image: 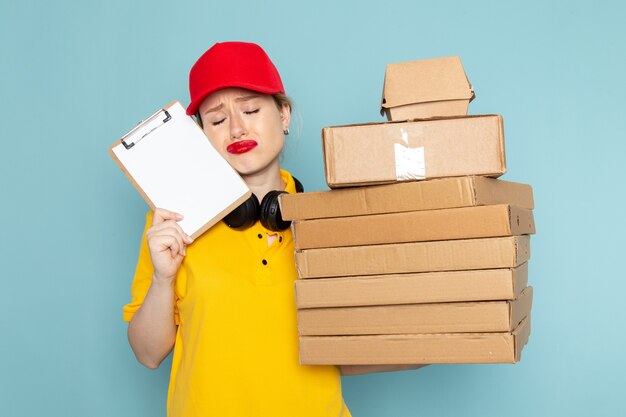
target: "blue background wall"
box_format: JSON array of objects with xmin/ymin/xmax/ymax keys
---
[{"xmin": 2, "ymin": 0, "xmax": 625, "ymax": 416}]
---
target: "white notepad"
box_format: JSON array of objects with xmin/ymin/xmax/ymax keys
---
[{"xmin": 110, "ymin": 101, "xmax": 251, "ymax": 238}]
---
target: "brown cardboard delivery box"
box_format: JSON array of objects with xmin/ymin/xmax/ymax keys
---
[
  {"xmin": 296, "ymin": 235, "xmax": 530, "ymax": 279},
  {"xmin": 295, "ymin": 263, "xmax": 529, "ymax": 309},
  {"xmin": 297, "ymin": 287, "xmax": 533, "ymax": 336},
  {"xmin": 381, "ymin": 56, "xmax": 474, "ymax": 121},
  {"xmin": 323, "ymin": 115, "xmax": 505, "ymax": 188},
  {"xmin": 280, "ymin": 176, "xmax": 534, "ymax": 221},
  {"xmin": 293, "ymin": 204, "xmax": 535, "ymax": 250},
  {"xmin": 299, "ymin": 316, "xmax": 530, "ymax": 364}
]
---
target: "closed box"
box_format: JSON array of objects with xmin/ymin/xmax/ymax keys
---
[
  {"xmin": 280, "ymin": 176, "xmax": 534, "ymax": 221},
  {"xmin": 299, "ymin": 317, "xmax": 531, "ymax": 365},
  {"xmin": 293, "ymin": 204, "xmax": 535, "ymax": 250},
  {"xmin": 295, "ymin": 263, "xmax": 529, "ymax": 309},
  {"xmin": 323, "ymin": 115, "xmax": 505, "ymax": 188},
  {"xmin": 297, "ymin": 287, "xmax": 533, "ymax": 336},
  {"xmin": 381, "ymin": 56, "xmax": 474, "ymax": 121},
  {"xmin": 296, "ymin": 235, "xmax": 530, "ymax": 279}
]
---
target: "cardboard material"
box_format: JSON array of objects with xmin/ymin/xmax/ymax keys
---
[
  {"xmin": 297, "ymin": 287, "xmax": 533, "ymax": 336},
  {"xmin": 280, "ymin": 176, "xmax": 534, "ymax": 221},
  {"xmin": 299, "ymin": 316, "xmax": 531, "ymax": 365},
  {"xmin": 293, "ymin": 204, "xmax": 535, "ymax": 250},
  {"xmin": 322, "ymin": 115, "xmax": 506, "ymax": 188},
  {"xmin": 381, "ymin": 56, "xmax": 475, "ymax": 121},
  {"xmin": 295, "ymin": 263, "xmax": 529, "ymax": 309},
  {"xmin": 296, "ymin": 235, "xmax": 530, "ymax": 279}
]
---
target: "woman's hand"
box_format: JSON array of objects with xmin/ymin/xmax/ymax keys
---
[{"xmin": 146, "ymin": 208, "xmax": 194, "ymax": 281}]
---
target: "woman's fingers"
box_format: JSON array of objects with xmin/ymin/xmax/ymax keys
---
[
  {"xmin": 149, "ymin": 224, "xmax": 188, "ymax": 256},
  {"xmin": 149, "ymin": 209, "xmax": 193, "ymax": 246},
  {"xmin": 156, "ymin": 233, "xmax": 184, "ymax": 257},
  {"xmin": 152, "ymin": 208, "xmax": 184, "ymax": 226},
  {"xmin": 153, "ymin": 223, "xmax": 193, "ymax": 248},
  {"xmin": 146, "ymin": 209, "xmax": 194, "ymax": 280}
]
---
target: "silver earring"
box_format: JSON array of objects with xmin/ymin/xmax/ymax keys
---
[{"xmin": 283, "ymin": 128, "xmax": 290, "ymax": 135}]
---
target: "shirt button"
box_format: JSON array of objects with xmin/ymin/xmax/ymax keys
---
[{"xmin": 262, "ymin": 259, "xmax": 268, "ymax": 266}]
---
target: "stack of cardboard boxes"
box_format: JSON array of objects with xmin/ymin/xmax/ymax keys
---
[{"xmin": 280, "ymin": 57, "xmax": 535, "ymax": 365}]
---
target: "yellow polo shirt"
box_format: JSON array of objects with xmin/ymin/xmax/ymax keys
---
[{"xmin": 123, "ymin": 170, "xmax": 351, "ymax": 417}]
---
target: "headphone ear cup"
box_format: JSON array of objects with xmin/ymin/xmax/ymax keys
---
[
  {"xmin": 223, "ymin": 194, "xmax": 260, "ymax": 230},
  {"xmin": 259, "ymin": 190, "xmax": 290, "ymax": 231}
]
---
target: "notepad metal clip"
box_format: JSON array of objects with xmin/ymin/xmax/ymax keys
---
[{"xmin": 121, "ymin": 109, "xmax": 172, "ymax": 150}]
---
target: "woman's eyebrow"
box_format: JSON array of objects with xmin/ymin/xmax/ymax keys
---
[
  {"xmin": 202, "ymin": 95, "xmax": 260, "ymax": 115},
  {"xmin": 235, "ymin": 94, "xmax": 260, "ymax": 102},
  {"xmin": 203, "ymin": 103, "xmax": 223, "ymax": 115}
]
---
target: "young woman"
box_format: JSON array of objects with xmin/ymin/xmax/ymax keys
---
[
  {"xmin": 123, "ymin": 41, "xmax": 420, "ymax": 417},
  {"xmin": 122, "ymin": 41, "xmax": 352, "ymax": 416}
]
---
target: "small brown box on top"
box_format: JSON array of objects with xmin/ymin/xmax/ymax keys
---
[{"xmin": 381, "ymin": 56, "xmax": 475, "ymax": 121}]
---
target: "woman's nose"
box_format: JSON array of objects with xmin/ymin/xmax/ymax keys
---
[{"xmin": 230, "ymin": 113, "xmax": 247, "ymax": 139}]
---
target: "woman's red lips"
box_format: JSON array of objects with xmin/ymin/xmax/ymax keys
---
[{"xmin": 227, "ymin": 140, "xmax": 258, "ymax": 154}]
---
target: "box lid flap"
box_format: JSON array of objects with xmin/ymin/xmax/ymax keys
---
[
  {"xmin": 513, "ymin": 316, "xmax": 531, "ymax": 362},
  {"xmin": 382, "ymin": 56, "xmax": 474, "ymax": 109}
]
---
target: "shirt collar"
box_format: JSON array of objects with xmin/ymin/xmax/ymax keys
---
[{"xmin": 279, "ymin": 169, "xmax": 296, "ymax": 194}]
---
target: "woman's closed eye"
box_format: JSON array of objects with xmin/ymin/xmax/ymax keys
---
[{"xmin": 209, "ymin": 107, "xmax": 258, "ymax": 126}]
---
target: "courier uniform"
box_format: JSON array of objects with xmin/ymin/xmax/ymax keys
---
[{"xmin": 123, "ymin": 170, "xmax": 351, "ymax": 417}]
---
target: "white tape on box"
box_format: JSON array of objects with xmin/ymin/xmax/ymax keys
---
[{"xmin": 394, "ymin": 128, "xmax": 425, "ymax": 180}]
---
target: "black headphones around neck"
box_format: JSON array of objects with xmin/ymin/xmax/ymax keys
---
[{"xmin": 223, "ymin": 177, "xmax": 304, "ymax": 231}]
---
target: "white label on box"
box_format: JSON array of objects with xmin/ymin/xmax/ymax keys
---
[{"xmin": 394, "ymin": 128, "xmax": 425, "ymax": 180}]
